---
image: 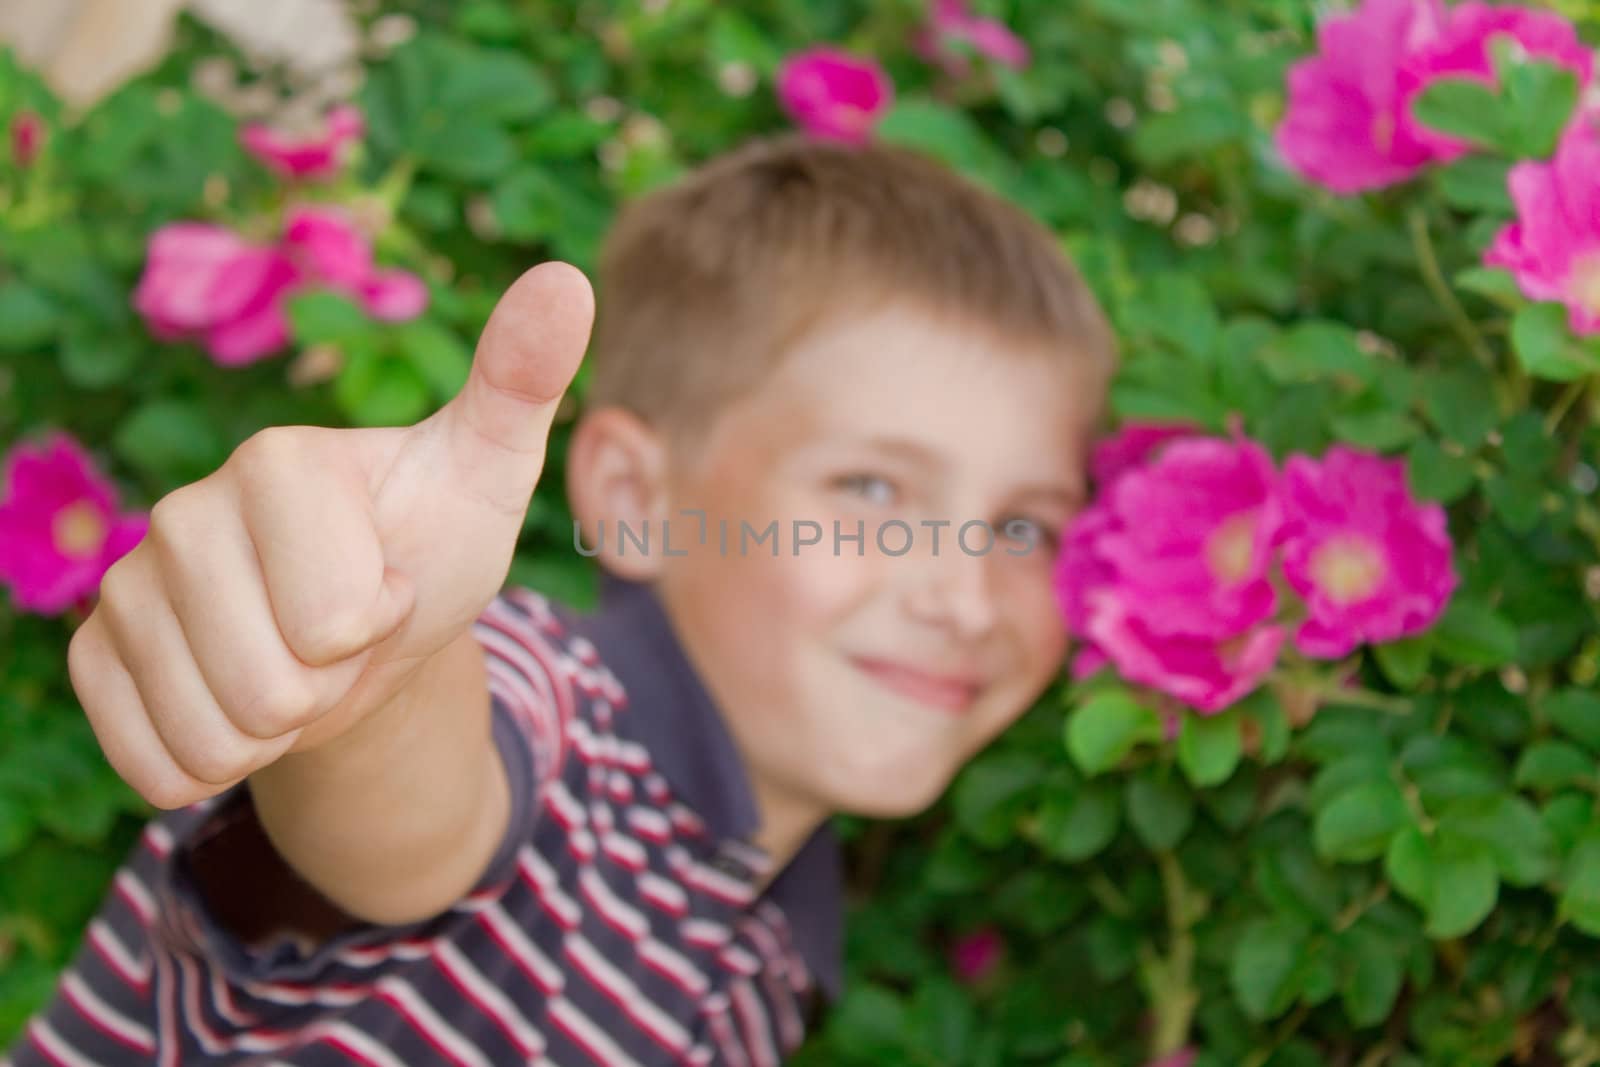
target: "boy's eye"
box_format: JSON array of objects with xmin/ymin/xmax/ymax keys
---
[
  {"xmin": 834, "ymin": 473, "xmax": 898, "ymax": 506},
  {"xmin": 1005, "ymin": 516, "xmax": 1062, "ymax": 553}
]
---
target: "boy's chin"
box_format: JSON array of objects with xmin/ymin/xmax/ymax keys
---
[{"xmin": 822, "ymin": 770, "xmax": 954, "ymax": 820}]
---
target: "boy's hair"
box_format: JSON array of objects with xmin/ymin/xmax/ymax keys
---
[{"xmin": 584, "ymin": 132, "xmax": 1118, "ymax": 461}]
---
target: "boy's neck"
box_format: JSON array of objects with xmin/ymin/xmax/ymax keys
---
[{"xmin": 748, "ymin": 777, "xmax": 829, "ymax": 891}]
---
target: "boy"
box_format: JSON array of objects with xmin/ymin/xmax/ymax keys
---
[{"xmin": 5, "ymin": 132, "xmax": 1116, "ymax": 1066}]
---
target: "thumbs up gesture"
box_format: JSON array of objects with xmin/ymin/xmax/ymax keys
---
[{"xmin": 68, "ymin": 263, "xmax": 594, "ymax": 810}]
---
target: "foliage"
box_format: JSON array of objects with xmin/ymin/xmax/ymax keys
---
[{"xmin": 4, "ymin": 1, "xmax": 1600, "ymax": 1063}]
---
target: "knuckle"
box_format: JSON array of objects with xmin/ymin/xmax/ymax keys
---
[
  {"xmin": 142, "ymin": 775, "xmax": 203, "ymax": 812},
  {"xmin": 230, "ymin": 675, "xmax": 320, "ymax": 737},
  {"xmin": 287, "ymin": 612, "xmax": 369, "ymax": 665},
  {"xmin": 174, "ymin": 730, "xmax": 255, "ymax": 786},
  {"xmin": 234, "ymin": 426, "xmax": 303, "ymax": 479}
]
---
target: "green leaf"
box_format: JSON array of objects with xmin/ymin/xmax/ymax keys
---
[
  {"xmin": 1410, "ymin": 77, "xmax": 1505, "ymax": 151},
  {"xmin": 830, "ymin": 983, "xmax": 909, "ymax": 1060},
  {"xmin": 1435, "ymin": 156, "xmax": 1513, "ymax": 214},
  {"xmin": 1424, "ymin": 368, "xmax": 1498, "ymax": 450},
  {"xmin": 112, "ymin": 400, "xmax": 227, "ymax": 484},
  {"xmin": 1386, "ymin": 824, "xmax": 1433, "ymax": 907},
  {"xmin": 1560, "ymin": 835, "xmax": 1600, "ymax": 937},
  {"xmin": 1498, "ymin": 55, "xmax": 1579, "ymax": 158},
  {"xmin": 0, "ymin": 281, "xmax": 61, "ymax": 350},
  {"xmin": 60, "ymin": 328, "xmax": 140, "ymax": 389},
  {"xmin": 1126, "ymin": 768, "xmax": 1194, "ymax": 850},
  {"xmin": 1432, "ymin": 599, "xmax": 1518, "ymax": 667},
  {"xmin": 1339, "ymin": 921, "xmax": 1405, "ymax": 1026},
  {"xmin": 437, "ymin": 47, "xmax": 554, "ymax": 121},
  {"xmin": 1374, "ymin": 635, "xmax": 1431, "ymax": 690},
  {"xmin": 1515, "ymin": 741, "xmax": 1598, "ymax": 793},
  {"xmin": 1454, "ymin": 266, "xmax": 1523, "ymax": 305},
  {"xmin": 1329, "ymin": 410, "xmax": 1422, "ymax": 451},
  {"xmin": 1545, "ymin": 689, "xmax": 1600, "ymax": 753},
  {"xmin": 1511, "ymin": 302, "xmax": 1600, "ymax": 381},
  {"xmin": 1437, "ymin": 794, "xmax": 1556, "ymax": 887},
  {"xmin": 418, "ymin": 119, "xmax": 517, "ymax": 181},
  {"xmin": 1178, "ymin": 708, "xmax": 1243, "ymax": 787},
  {"xmin": 1230, "ymin": 915, "xmax": 1308, "ymax": 1021},
  {"xmin": 396, "ymin": 319, "xmax": 469, "ymax": 401},
  {"xmin": 876, "ymin": 98, "xmax": 1009, "ymax": 188},
  {"xmin": 1485, "ymin": 474, "xmax": 1545, "ymax": 534},
  {"xmin": 1065, "ymin": 690, "xmax": 1163, "ymax": 776},
  {"xmin": 1259, "ymin": 322, "xmax": 1372, "ymax": 385},
  {"xmin": 1131, "ymin": 273, "xmax": 1221, "ymax": 360},
  {"xmin": 343, "ymin": 358, "xmax": 431, "ymax": 427},
  {"xmin": 1314, "ymin": 780, "xmax": 1409, "ymax": 863},
  {"xmin": 287, "ymin": 290, "xmax": 372, "ymax": 345},
  {"xmin": 1035, "ymin": 781, "xmax": 1121, "ymax": 861},
  {"xmin": 1406, "ymin": 437, "xmax": 1477, "ymax": 503},
  {"xmin": 1425, "ymin": 837, "xmax": 1498, "ymax": 938},
  {"xmin": 952, "ymin": 755, "xmax": 1040, "ymax": 848}
]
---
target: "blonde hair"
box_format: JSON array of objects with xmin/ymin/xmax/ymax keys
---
[{"xmin": 584, "ymin": 132, "xmax": 1117, "ymax": 460}]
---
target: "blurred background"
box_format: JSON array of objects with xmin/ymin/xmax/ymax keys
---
[{"xmin": 6, "ymin": 2, "xmax": 1600, "ymax": 1064}]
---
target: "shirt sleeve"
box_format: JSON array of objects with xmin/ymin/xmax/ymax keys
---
[{"xmin": 150, "ymin": 586, "xmax": 569, "ymax": 989}]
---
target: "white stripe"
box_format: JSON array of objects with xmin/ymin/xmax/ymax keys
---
[
  {"xmin": 481, "ymin": 903, "xmax": 566, "ymax": 993},
  {"xmin": 522, "ymin": 851, "xmax": 583, "ymax": 927},
  {"xmin": 731, "ymin": 978, "xmax": 780, "ymax": 1067},
  {"xmin": 567, "ymin": 934, "xmax": 693, "ymax": 1052},
  {"xmin": 601, "ymin": 832, "xmax": 648, "ymax": 870},
  {"xmin": 142, "ymin": 823, "xmax": 173, "ymax": 857},
  {"xmin": 719, "ymin": 944, "xmax": 762, "ymax": 975},
  {"xmin": 580, "ymin": 867, "xmax": 649, "ymax": 940},
  {"xmin": 550, "ymin": 996, "xmax": 645, "ymax": 1067},
  {"xmin": 113, "ymin": 870, "xmax": 155, "ymax": 925},
  {"xmin": 435, "ymin": 941, "xmax": 548, "ymax": 1057},
  {"xmin": 375, "ymin": 975, "xmax": 495, "ymax": 1067},
  {"xmin": 626, "ymin": 807, "xmax": 672, "ymax": 841},
  {"xmin": 637, "ymin": 938, "xmax": 710, "ymax": 997},
  {"xmin": 316, "ymin": 1020, "xmax": 411, "ymax": 1067},
  {"xmin": 639, "ymin": 871, "xmax": 688, "ymax": 915},
  {"xmin": 208, "ymin": 966, "xmax": 256, "ymax": 1027},
  {"xmin": 60, "ymin": 970, "xmax": 155, "ymax": 1052},
  {"xmin": 24, "ymin": 1020, "xmax": 100, "ymax": 1067},
  {"xmin": 88, "ymin": 918, "xmax": 151, "ymax": 986}
]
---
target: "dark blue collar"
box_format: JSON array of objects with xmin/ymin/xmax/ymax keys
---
[{"xmin": 553, "ymin": 570, "xmax": 844, "ymax": 1002}]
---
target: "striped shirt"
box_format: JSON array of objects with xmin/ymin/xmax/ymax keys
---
[{"xmin": 4, "ymin": 571, "xmax": 844, "ymax": 1066}]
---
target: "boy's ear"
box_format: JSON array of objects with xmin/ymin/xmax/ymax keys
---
[{"xmin": 565, "ymin": 405, "xmax": 673, "ymax": 581}]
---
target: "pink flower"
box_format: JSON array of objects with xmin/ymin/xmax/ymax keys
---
[
  {"xmin": 1274, "ymin": 0, "xmax": 1453, "ymax": 193},
  {"xmin": 132, "ymin": 223, "xmax": 299, "ymax": 366},
  {"xmin": 0, "ymin": 433, "xmax": 147, "ymax": 616},
  {"xmin": 1145, "ymin": 1051, "xmax": 1198, "ymax": 1067},
  {"xmin": 1056, "ymin": 433, "xmax": 1287, "ymax": 713},
  {"xmin": 1400, "ymin": 1, "xmax": 1594, "ymax": 157},
  {"xmin": 914, "ymin": 0, "xmax": 1030, "ymax": 77},
  {"xmin": 11, "ymin": 110, "xmax": 45, "ymax": 168},
  {"xmin": 239, "ymin": 104, "xmax": 365, "ymax": 181},
  {"xmin": 1279, "ymin": 446, "xmax": 1457, "ymax": 659},
  {"xmin": 134, "ymin": 209, "xmax": 429, "ymax": 366},
  {"xmin": 776, "ymin": 48, "xmax": 893, "ymax": 145},
  {"xmin": 1090, "ymin": 421, "xmax": 1202, "ymax": 490},
  {"xmin": 1484, "ymin": 105, "xmax": 1600, "ymax": 335},
  {"xmin": 281, "ymin": 205, "xmax": 430, "ymax": 322},
  {"xmin": 949, "ymin": 927, "xmax": 1003, "ymax": 984}
]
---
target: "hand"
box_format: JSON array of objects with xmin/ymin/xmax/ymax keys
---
[{"xmin": 67, "ymin": 263, "xmax": 594, "ymax": 810}]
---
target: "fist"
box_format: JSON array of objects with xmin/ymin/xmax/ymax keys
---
[{"xmin": 67, "ymin": 263, "xmax": 594, "ymax": 810}]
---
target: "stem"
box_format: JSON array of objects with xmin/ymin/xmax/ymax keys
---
[
  {"xmin": 1143, "ymin": 851, "xmax": 1199, "ymax": 1059},
  {"xmin": 1088, "ymin": 870, "xmax": 1135, "ymax": 918},
  {"xmin": 1240, "ymin": 1002, "xmax": 1312, "ymax": 1067},
  {"xmin": 1545, "ymin": 376, "xmax": 1592, "ymax": 435},
  {"xmin": 1407, "ymin": 206, "xmax": 1497, "ymax": 372}
]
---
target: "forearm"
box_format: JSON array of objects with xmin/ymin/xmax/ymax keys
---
[{"xmin": 246, "ymin": 629, "xmax": 509, "ymax": 926}]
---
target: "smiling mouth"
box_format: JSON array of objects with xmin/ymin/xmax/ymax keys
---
[{"xmin": 850, "ymin": 656, "xmax": 981, "ymax": 715}]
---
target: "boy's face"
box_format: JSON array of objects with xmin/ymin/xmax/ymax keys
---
[{"xmin": 652, "ymin": 301, "xmax": 1102, "ymax": 823}]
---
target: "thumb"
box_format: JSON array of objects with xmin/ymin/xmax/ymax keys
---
[
  {"xmin": 363, "ymin": 565, "xmax": 417, "ymax": 649},
  {"xmin": 430, "ymin": 261, "xmax": 594, "ymax": 516}
]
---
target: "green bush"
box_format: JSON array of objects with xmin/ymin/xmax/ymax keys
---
[{"xmin": 5, "ymin": 2, "xmax": 1600, "ymax": 1063}]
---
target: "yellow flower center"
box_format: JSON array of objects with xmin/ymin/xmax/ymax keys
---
[
  {"xmin": 1371, "ymin": 110, "xmax": 1395, "ymax": 154},
  {"xmin": 1572, "ymin": 256, "xmax": 1600, "ymax": 318},
  {"xmin": 53, "ymin": 500, "xmax": 108, "ymax": 560},
  {"xmin": 1205, "ymin": 513, "xmax": 1257, "ymax": 585},
  {"xmin": 1308, "ymin": 534, "xmax": 1386, "ymax": 605}
]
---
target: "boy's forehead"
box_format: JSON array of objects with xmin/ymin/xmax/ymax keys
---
[{"xmin": 707, "ymin": 303, "xmax": 1100, "ymax": 484}]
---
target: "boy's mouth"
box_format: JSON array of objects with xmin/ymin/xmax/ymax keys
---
[{"xmin": 849, "ymin": 655, "xmax": 982, "ymax": 715}]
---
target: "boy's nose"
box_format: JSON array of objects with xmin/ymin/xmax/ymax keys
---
[{"xmin": 903, "ymin": 545, "xmax": 999, "ymax": 640}]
